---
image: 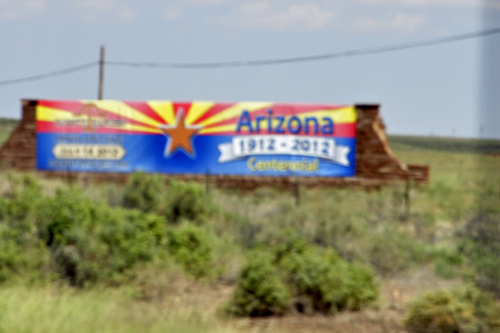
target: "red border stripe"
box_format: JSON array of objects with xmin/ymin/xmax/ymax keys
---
[
  {"xmin": 124, "ymin": 102, "xmax": 166, "ymax": 125},
  {"xmin": 192, "ymin": 103, "xmax": 236, "ymax": 125}
]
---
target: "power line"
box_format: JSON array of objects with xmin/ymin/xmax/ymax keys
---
[
  {"xmin": 1, "ymin": 26, "xmax": 500, "ymax": 86},
  {"xmin": 107, "ymin": 26, "xmax": 500, "ymax": 69},
  {"xmin": 0, "ymin": 61, "xmax": 98, "ymax": 87}
]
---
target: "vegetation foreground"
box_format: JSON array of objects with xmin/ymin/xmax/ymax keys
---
[{"xmin": 0, "ymin": 123, "xmax": 500, "ymax": 332}]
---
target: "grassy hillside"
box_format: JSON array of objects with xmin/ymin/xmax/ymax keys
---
[
  {"xmin": 0, "ymin": 118, "xmax": 500, "ymax": 332},
  {"xmin": 389, "ymin": 135, "xmax": 500, "ymax": 155}
]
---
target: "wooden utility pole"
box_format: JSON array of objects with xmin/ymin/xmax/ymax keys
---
[{"xmin": 98, "ymin": 46, "xmax": 105, "ymax": 100}]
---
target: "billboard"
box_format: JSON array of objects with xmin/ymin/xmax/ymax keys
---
[{"xmin": 36, "ymin": 100, "xmax": 357, "ymax": 177}]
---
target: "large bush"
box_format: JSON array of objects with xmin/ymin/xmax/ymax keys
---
[
  {"xmin": 277, "ymin": 239, "xmax": 378, "ymax": 314},
  {"xmin": 167, "ymin": 222, "xmax": 216, "ymax": 278},
  {"xmin": 0, "ymin": 173, "xmax": 42, "ymax": 220},
  {"xmin": 123, "ymin": 172, "xmax": 163, "ymax": 213},
  {"xmin": 225, "ymin": 251, "xmax": 290, "ymax": 317},
  {"xmin": 0, "ymin": 235, "xmax": 49, "ymax": 283},
  {"xmin": 36, "ymin": 187, "xmax": 167, "ymax": 286},
  {"xmin": 161, "ymin": 180, "xmax": 216, "ymax": 223},
  {"xmin": 0, "ymin": 175, "xmax": 50, "ymax": 282},
  {"xmin": 226, "ymin": 236, "xmax": 378, "ymax": 317},
  {"xmin": 404, "ymin": 286, "xmax": 500, "ymax": 333},
  {"xmin": 0, "ymin": 175, "xmax": 226, "ymax": 286}
]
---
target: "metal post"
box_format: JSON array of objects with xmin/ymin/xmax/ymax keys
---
[
  {"xmin": 404, "ymin": 178, "xmax": 411, "ymax": 219},
  {"xmin": 295, "ymin": 180, "xmax": 300, "ymax": 206},
  {"xmin": 98, "ymin": 46, "xmax": 105, "ymax": 100},
  {"xmin": 206, "ymin": 168, "xmax": 210, "ymax": 195},
  {"xmin": 66, "ymin": 165, "xmax": 71, "ymax": 186}
]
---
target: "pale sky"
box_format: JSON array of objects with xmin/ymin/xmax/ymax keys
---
[{"xmin": 1, "ymin": 0, "xmax": 498, "ymax": 138}]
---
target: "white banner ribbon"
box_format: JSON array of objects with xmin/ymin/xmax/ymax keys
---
[{"xmin": 217, "ymin": 135, "xmax": 351, "ymax": 166}]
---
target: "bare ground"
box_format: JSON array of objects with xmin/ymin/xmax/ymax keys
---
[{"xmin": 152, "ymin": 266, "xmax": 459, "ymax": 333}]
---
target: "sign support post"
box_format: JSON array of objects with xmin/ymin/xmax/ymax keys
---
[
  {"xmin": 295, "ymin": 180, "xmax": 301, "ymax": 206},
  {"xmin": 206, "ymin": 168, "xmax": 211, "ymax": 195},
  {"xmin": 404, "ymin": 178, "xmax": 411, "ymax": 219}
]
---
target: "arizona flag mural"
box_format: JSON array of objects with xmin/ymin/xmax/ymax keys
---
[{"xmin": 36, "ymin": 100, "xmax": 357, "ymax": 177}]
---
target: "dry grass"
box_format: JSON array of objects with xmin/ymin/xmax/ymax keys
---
[
  {"xmin": 1, "ymin": 132, "xmax": 499, "ymax": 332},
  {"xmin": 0, "ymin": 265, "xmax": 460, "ymax": 333},
  {"xmin": 0, "ymin": 283, "xmax": 237, "ymax": 333}
]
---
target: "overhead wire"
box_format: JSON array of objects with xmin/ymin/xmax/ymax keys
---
[
  {"xmin": 1, "ymin": 26, "xmax": 500, "ymax": 86},
  {"xmin": 0, "ymin": 61, "xmax": 99, "ymax": 87},
  {"xmin": 106, "ymin": 27, "xmax": 500, "ymax": 69}
]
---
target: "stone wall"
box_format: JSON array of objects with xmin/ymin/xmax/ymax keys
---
[
  {"xmin": 0, "ymin": 100, "xmax": 428, "ymax": 190},
  {"xmin": 0, "ymin": 100, "xmax": 37, "ymax": 171}
]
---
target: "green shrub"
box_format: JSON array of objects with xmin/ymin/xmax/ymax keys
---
[
  {"xmin": 226, "ymin": 251, "xmax": 290, "ymax": 317},
  {"xmin": 167, "ymin": 222, "xmax": 216, "ymax": 278},
  {"xmin": 123, "ymin": 172, "xmax": 163, "ymax": 212},
  {"xmin": 0, "ymin": 239, "xmax": 18, "ymax": 282},
  {"xmin": 278, "ymin": 242, "xmax": 378, "ymax": 314},
  {"xmin": 162, "ymin": 181, "xmax": 216, "ymax": 223},
  {"xmin": 0, "ymin": 230, "xmax": 50, "ymax": 283},
  {"xmin": 226, "ymin": 234, "xmax": 378, "ymax": 317},
  {"xmin": 0, "ymin": 180, "xmax": 176, "ymax": 287},
  {"xmin": 0, "ymin": 234, "xmax": 50, "ymax": 284},
  {"xmin": 36, "ymin": 188, "xmax": 95, "ymax": 247},
  {"xmin": 36, "ymin": 187, "xmax": 167, "ymax": 286},
  {"xmin": 404, "ymin": 286, "xmax": 500, "ymax": 333},
  {"xmin": 0, "ymin": 173, "xmax": 42, "ymax": 221},
  {"xmin": 0, "ymin": 175, "xmax": 50, "ymax": 283}
]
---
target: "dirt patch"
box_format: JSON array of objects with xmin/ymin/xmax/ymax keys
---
[
  {"xmin": 232, "ymin": 311, "xmax": 404, "ymax": 333},
  {"xmin": 151, "ymin": 266, "xmax": 459, "ymax": 332}
]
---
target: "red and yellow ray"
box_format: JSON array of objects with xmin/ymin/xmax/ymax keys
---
[{"xmin": 36, "ymin": 100, "xmax": 357, "ymax": 137}]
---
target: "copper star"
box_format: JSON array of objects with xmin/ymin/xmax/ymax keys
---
[{"xmin": 159, "ymin": 109, "xmax": 201, "ymax": 157}]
